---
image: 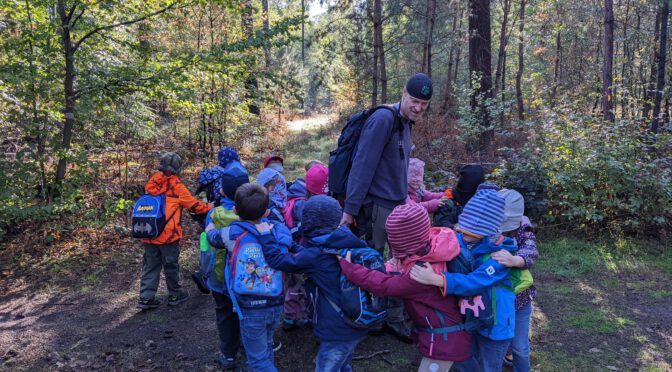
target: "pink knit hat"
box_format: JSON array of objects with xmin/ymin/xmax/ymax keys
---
[
  {"xmin": 408, "ymin": 158, "xmax": 425, "ymax": 189},
  {"xmin": 306, "ymin": 163, "xmax": 329, "ymax": 195},
  {"xmin": 385, "ymin": 203, "xmax": 431, "ymax": 258}
]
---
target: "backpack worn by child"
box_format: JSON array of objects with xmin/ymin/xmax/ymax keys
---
[
  {"xmin": 224, "ymin": 232, "xmax": 285, "ymax": 319},
  {"xmin": 131, "ymin": 194, "xmax": 176, "ymax": 239},
  {"xmin": 322, "ymin": 247, "xmax": 389, "ymax": 329},
  {"xmin": 328, "ymin": 105, "xmax": 405, "ymax": 198}
]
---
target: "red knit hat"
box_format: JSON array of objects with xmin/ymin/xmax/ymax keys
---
[{"xmin": 385, "ymin": 203, "xmax": 431, "ymax": 259}]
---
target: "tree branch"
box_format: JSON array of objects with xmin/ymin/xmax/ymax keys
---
[
  {"xmin": 74, "ymin": 2, "xmax": 178, "ymax": 50},
  {"xmin": 70, "ymin": 6, "xmax": 87, "ymax": 29}
]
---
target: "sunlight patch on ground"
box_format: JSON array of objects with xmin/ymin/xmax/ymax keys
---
[{"xmin": 285, "ymin": 114, "xmax": 336, "ymax": 132}]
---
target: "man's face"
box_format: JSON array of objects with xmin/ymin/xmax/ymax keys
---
[{"xmin": 400, "ymin": 89, "xmax": 430, "ymax": 121}]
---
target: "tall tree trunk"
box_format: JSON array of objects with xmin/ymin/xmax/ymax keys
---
[
  {"xmin": 370, "ymin": 0, "xmax": 379, "ymax": 107},
  {"xmin": 422, "ymin": 0, "xmax": 437, "ymax": 78},
  {"xmin": 301, "ymin": 0, "xmax": 305, "ymax": 65},
  {"xmin": 651, "ymin": 0, "xmax": 669, "ymax": 133},
  {"xmin": 262, "ymin": 0, "xmax": 271, "ymax": 68},
  {"xmin": 515, "ymin": 0, "xmax": 525, "ymax": 120},
  {"xmin": 469, "ymin": 0, "xmax": 493, "ymax": 154},
  {"xmin": 55, "ymin": 0, "xmax": 76, "ymax": 185},
  {"xmin": 550, "ymin": 23, "xmax": 561, "ymax": 107},
  {"xmin": 494, "ymin": 0, "xmax": 511, "ymax": 97},
  {"xmin": 643, "ymin": 10, "xmax": 661, "ymax": 119},
  {"xmin": 242, "ymin": 0, "xmax": 260, "ymax": 115},
  {"xmin": 602, "ymin": 0, "xmax": 615, "ymax": 122},
  {"xmin": 375, "ymin": 0, "xmax": 387, "ymax": 103},
  {"xmin": 620, "ymin": 1, "xmax": 630, "ymax": 119},
  {"xmin": 442, "ymin": 5, "xmax": 462, "ymax": 115}
]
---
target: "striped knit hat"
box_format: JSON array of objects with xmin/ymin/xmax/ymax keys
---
[
  {"xmin": 385, "ymin": 203, "xmax": 431, "ymax": 259},
  {"xmin": 455, "ymin": 189, "xmax": 506, "ymax": 239}
]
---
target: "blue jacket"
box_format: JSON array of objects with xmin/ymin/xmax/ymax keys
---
[
  {"xmin": 206, "ymin": 219, "xmax": 293, "ymax": 301},
  {"xmin": 258, "ymin": 226, "xmax": 370, "ymax": 342},
  {"xmin": 442, "ymin": 233, "xmax": 518, "ymax": 341},
  {"xmin": 344, "ymin": 103, "xmax": 412, "ymax": 215}
]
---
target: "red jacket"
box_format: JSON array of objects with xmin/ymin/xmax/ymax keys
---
[
  {"xmin": 338, "ymin": 260, "xmax": 471, "ymax": 362},
  {"xmin": 142, "ymin": 172, "xmax": 211, "ymax": 245}
]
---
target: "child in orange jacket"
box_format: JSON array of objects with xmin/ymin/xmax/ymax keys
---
[{"xmin": 137, "ymin": 152, "xmax": 212, "ymax": 310}]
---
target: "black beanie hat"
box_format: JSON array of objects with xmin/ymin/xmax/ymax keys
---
[
  {"xmin": 452, "ymin": 164, "xmax": 485, "ymax": 205},
  {"xmin": 405, "ymin": 73, "xmax": 433, "ymax": 100}
]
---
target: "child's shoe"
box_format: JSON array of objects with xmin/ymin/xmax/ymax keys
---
[
  {"xmin": 217, "ymin": 354, "xmax": 237, "ymax": 370},
  {"xmin": 167, "ymin": 291, "xmax": 190, "ymax": 306},
  {"xmin": 192, "ymin": 271, "xmax": 211, "ymax": 294},
  {"xmin": 282, "ymin": 318, "xmax": 309, "ymax": 331},
  {"xmin": 136, "ymin": 297, "xmax": 160, "ymax": 310}
]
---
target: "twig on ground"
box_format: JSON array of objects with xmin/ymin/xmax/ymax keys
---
[{"xmin": 352, "ymin": 349, "xmax": 390, "ymax": 360}]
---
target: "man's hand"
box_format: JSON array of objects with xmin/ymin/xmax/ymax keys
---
[
  {"xmin": 410, "ymin": 263, "xmax": 444, "ymax": 288},
  {"xmin": 340, "ymin": 212, "xmax": 355, "ymax": 226},
  {"xmin": 255, "ymin": 222, "xmax": 274, "ymax": 233},
  {"xmin": 491, "ymin": 249, "xmax": 525, "ymax": 268},
  {"xmin": 205, "ymin": 222, "xmax": 216, "ymax": 232}
]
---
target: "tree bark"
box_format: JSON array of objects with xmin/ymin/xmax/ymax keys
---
[
  {"xmin": 422, "ymin": 0, "xmax": 437, "ymax": 78},
  {"xmin": 262, "ymin": 0, "xmax": 271, "ymax": 68},
  {"xmin": 515, "ymin": 0, "xmax": 525, "ymax": 120},
  {"xmin": 550, "ymin": 22, "xmax": 561, "ymax": 107},
  {"xmin": 651, "ymin": 0, "xmax": 669, "ymax": 133},
  {"xmin": 602, "ymin": 0, "xmax": 615, "ymax": 123},
  {"xmin": 242, "ymin": 0, "xmax": 260, "ymax": 115},
  {"xmin": 374, "ymin": 0, "xmax": 387, "ymax": 103},
  {"xmin": 643, "ymin": 10, "xmax": 661, "ymax": 119},
  {"xmin": 441, "ymin": 5, "xmax": 463, "ymax": 115},
  {"xmin": 494, "ymin": 0, "xmax": 511, "ymax": 97},
  {"xmin": 469, "ymin": 0, "xmax": 493, "ymax": 154},
  {"xmin": 55, "ymin": 0, "xmax": 77, "ymax": 185}
]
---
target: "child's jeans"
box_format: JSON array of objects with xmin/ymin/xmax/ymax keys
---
[
  {"xmin": 284, "ymin": 273, "xmax": 307, "ymax": 320},
  {"xmin": 212, "ymin": 292, "xmax": 240, "ymax": 359},
  {"xmin": 509, "ymin": 303, "xmax": 532, "ymax": 372},
  {"xmin": 315, "ymin": 337, "xmax": 364, "ymax": 372},
  {"xmin": 139, "ymin": 242, "xmax": 182, "ymax": 298},
  {"xmin": 239, "ymin": 305, "xmax": 283, "ymax": 372},
  {"xmin": 454, "ymin": 333, "xmax": 511, "ymax": 372}
]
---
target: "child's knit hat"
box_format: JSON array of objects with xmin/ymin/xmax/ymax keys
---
[
  {"xmin": 452, "ymin": 164, "xmax": 485, "ymax": 205},
  {"xmin": 498, "ymin": 189, "xmax": 524, "ymax": 233},
  {"xmin": 455, "ymin": 189, "xmax": 505, "ymax": 238},
  {"xmin": 218, "ymin": 147, "xmax": 241, "ymax": 168},
  {"xmin": 305, "ymin": 163, "xmax": 329, "ymax": 195},
  {"xmin": 385, "ymin": 203, "xmax": 431, "ymax": 258},
  {"xmin": 301, "ymin": 195, "xmax": 342, "ymax": 239},
  {"xmin": 408, "ymin": 158, "xmax": 425, "ymax": 188},
  {"xmin": 221, "ymin": 162, "xmax": 250, "ymax": 199}
]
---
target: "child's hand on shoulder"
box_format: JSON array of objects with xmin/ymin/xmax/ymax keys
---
[
  {"xmin": 410, "ymin": 263, "xmax": 444, "ymax": 288},
  {"xmin": 255, "ymin": 222, "xmax": 274, "ymax": 233}
]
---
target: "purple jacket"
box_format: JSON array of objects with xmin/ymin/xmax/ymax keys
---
[
  {"xmin": 339, "ymin": 260, "xmax": 471, "ymax": 362},
  {"xmin": 514, "ymin": 216, "xmax": 538, "ymax": 310}
]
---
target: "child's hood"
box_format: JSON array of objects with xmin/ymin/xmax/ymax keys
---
[
  {"xmin": 458, "ymin": 232, "xmax": 517, "ymax": 257},
  {"xmin": 206, "ymin": 206, "xmax": 238, "ymax": 228},
  {"xmin": 145, "ymin": 172, "xmax": 177, "ymax": 195},
  {"xmin": 286, "ymin": 178, "xmax": 307, "ymax": 199},
  {"xmin": 307, "ymin": 225, "xmax": 368, "ymax": 249},
  {"xmin": 228, "ymin": 220, "xmax": 293, "ymax": 247}
]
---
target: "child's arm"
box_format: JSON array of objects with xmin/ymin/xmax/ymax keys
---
[
  {"xmin": 205, "ymin": 226, "xmax": 233, "ymax": 251},
  {"xmin": 491, "ymin": 231, "xmax": 538, "ymax": 269},
  {"xmin": 338, "ymin": 258, "xmax": 440, "ymax": 299},
  {"xmin": 256, "ymin": 223, "xmax": 315, "ymax": 274},
  {"xmin": 174, "ymin": 180, "xmax": 212, "ymax": 214},
  {"xmin": 411, "ymin": 259, "xmax": 510, "ymax": 297}
]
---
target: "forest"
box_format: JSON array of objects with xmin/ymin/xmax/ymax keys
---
[{"xmin": 0, "ymin": 0, "xmax": 671, "ymax": 371}]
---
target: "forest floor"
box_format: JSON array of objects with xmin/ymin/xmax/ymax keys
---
[{"xmin": 1, "ymin": 115, "xmax": 671, "ymax": 372}]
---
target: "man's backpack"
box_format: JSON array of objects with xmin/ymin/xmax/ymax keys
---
[
  {"xmin": 131, "ymin": 194, "xmax": 175, "ymax": 239},
  {"xmin": 224, "ymin": 232, "xmax": 284, "ymax": 317},
  {"xmin": 322, "ymin": 247, "xmax": 388, "ymax": 329},
  {"xmin": 328, "ymin": 105, "xmax": 404, "ymax": 197}
]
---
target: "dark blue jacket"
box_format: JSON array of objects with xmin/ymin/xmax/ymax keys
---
[
  {"xmin": 442, "ymin": 233, "xmax": 518, "ymax": 340},
  {"xmin": 344, "ymin": 102, "xmax": 412, "ymax": 215},
  {"xmin": 258, "ymin": 226, "xmax": 369, "ymax": 342}
]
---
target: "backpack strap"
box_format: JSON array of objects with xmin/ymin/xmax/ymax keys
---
[
  {"xmin": 224, "ymin": 232, "xmax": 249, "ymax": 320},
  {"xmin": 370, "ymin": 105, "xmax": 406, "ymax": 160}
]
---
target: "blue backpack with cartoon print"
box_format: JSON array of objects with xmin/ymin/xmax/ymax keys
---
[{"xmin": 224, "ymin": 232, "xmax": 284, "ymax": 313}]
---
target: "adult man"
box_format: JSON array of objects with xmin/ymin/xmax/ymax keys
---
[
  {"xmin": 340, "ymin": 73, "xmax": 432, "ymax": 249},
  {"xmin": 339, "ymin": 73, "xmax": 432, "ymax": 340}
]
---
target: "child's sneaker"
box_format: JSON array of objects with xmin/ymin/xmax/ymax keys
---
[
  {"xmin": 282, "ymin": 318, "xmax": 309, "ymax": 331},
  {"xmin": 136, "ymin": 297, "xmax": 160, "ymax": 310},
  {"xmin": 217, "ymin": 354, "xmax": 236, "ymax": 370},
  {"xmin": 192, "ymin": 271, "xmax": 211, "ymax": 294},
  {"xmin": 167, "ymin": 291, "xmax": 190, "ymax": 306}
]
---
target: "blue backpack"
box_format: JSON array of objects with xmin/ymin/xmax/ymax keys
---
[
  {"xmin": 224, "ymin": 232, "xmax": 284, "ymax": 317},
  {"xmin": 322, "ymin": 247, "xmax": 388, "ymax": 329},
  {"xmin": 328, "ymin": 106, "xmax": 404, "ymax": 197},
  {"xmin": 131, "ymin": 194, "xmax": 175, "ymax": 239}
]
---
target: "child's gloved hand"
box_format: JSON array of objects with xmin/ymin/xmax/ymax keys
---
[
  {"xmin": 205, "ymin": 222, "xmax": 216, "ymax": 232},
  {"xmin": 255, "ymin": 222, "xmax": 274, "ymax": 233}
]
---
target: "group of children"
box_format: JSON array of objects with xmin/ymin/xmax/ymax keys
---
[{"xmin": 136, "ymin": 148, "xmax": 538, "ymax": 372}]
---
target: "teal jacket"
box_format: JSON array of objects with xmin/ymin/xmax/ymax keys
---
[{"xmin": 441, "ymin": 233, "xmax": 517, "ymax": 341}]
